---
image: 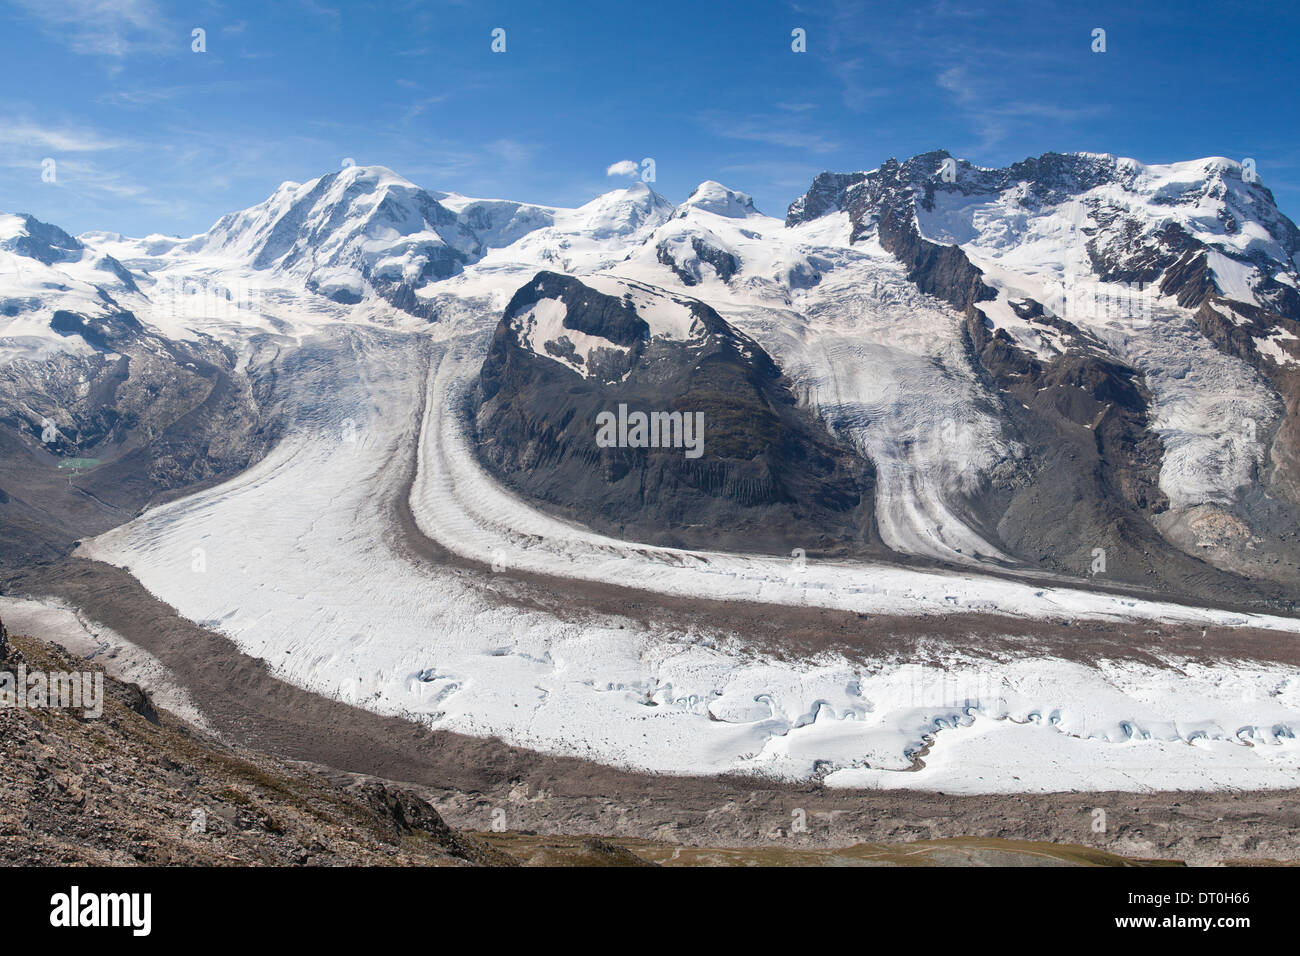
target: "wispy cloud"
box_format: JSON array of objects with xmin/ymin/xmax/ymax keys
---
[
  {"xmin": 94, "ymin": 80, "xmax": 254, "ymax": 110},
  {"xmin": 402, "ymin": 93, "xmax": 452, "ymax": 123},
  {"xmin": 0, "ymin": 122, "xmax": 129, "ymax": 152},
  {"xmin": 719, "ymin": 160, "xmax": 827, "ymax": 203},
  {"xmin": 825, "ymin": 58, "xmax": 892, "ymax": 112},
  {"xmin": 935, "ymin": 65, "xmax": 1108, "ymax": 153},
  {"xmin": 697, "ymin": 114, "xmax": 839, "ymax": 153},
  {"xmin": 293, "ymin": 0, "xmax": 342, "ymax": 30},
  {"xmin": 487, "ymin": 138, "xmax": 535, "ymax": 169},
  {"xmin": 46, "ymin": 158, "xmax": 149, "ymax": 198},
  {"xmin": 10, "ymin": 0, "xmax": 175, "ymax": 58}
]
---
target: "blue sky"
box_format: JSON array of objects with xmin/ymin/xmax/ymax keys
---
[{"xmin": 1, "ymin": 0, "xmax": 1297, "ymax": 237}]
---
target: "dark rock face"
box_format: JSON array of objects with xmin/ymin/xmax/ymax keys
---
[
  {"xmin": 786, "ymin": 172, "xmax": 867, "ymax": 226},
  {"xmin": 690, "ymin": 237, "xmax": 740, "ymax": 283},
  {"xmin": 655, "ymin": 237, "xmax": 741, "ymax": 287},
  {"xmin": 472, "ymin": 272, "xmax": 880, "ymax": 555},
  {"xmin": 788, "ymin": 157, "xmax": 999, "ymax": 312},
  {"xmin": 959, "ymin": 305, "xmax": 1211, "ymax": 591},
  {"xmin": 656, "ymin": 241, "xmax": 689, "ymax": 284},
  {"xmin": 49, "ymin": 309, "xmax": 143, "ymax": 352},
  {"xmin": 3, "ymin": 215, "xmax": 84, "ymax": 266},
  {"xmin": 351, "ymin": 781, "xmax": 463, "ymax": 847},
  {"xmin": 117, "ymin": 681, "xmax": 160, "ymax": 724},
  {"xmin": 1196, "ymin": 295, "xmax": 1300, "ymax": 507},
  {"xmin": 1159, "ymin": 248, "xmax": 1216, "ymax": 308},
  {"xmin": 305, "ymin": 278, "xmax": 362, "ymax": 305},
  {"xmin": 368, "ymin": 275, "xmax": 443, "ymax": 319}
]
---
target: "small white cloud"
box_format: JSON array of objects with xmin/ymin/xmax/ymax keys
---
[{"xmin": 605, "ymin": 160, "xmax": 638, "ymax": 178}]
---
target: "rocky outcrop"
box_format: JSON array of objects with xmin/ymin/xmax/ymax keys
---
[
  {"xmin": 0, "ymin": 627, "xmax": 511, "ymax": 866},
  {"xmin": 656, "ymin": 237, "xmax": 740, "ymax": 286},
  {"xmin": 1196, "ymin": 295, "xmax": 1300, "ymax": 506},
  {"xmin": 472, "ymin": 272, "xmax": 880, "ymax": 555},
  {"xmin": 786, "ymin": 171, "xmax": 867, "ymax": 226}
]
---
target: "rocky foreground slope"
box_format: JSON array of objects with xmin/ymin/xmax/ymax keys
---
[{"xmin": 0, "ymin": 615, "xmax": 509, "ymax": 866}]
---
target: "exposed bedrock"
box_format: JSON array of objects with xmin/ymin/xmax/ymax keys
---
[{"xmin": 472, "ymin": 271, "xmax": 881, "ymax": 555}]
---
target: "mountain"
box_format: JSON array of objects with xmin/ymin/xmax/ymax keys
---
[
  {"xmin": 0, "ymin": 213, "xmax": 273, "ymax": 567},
  {"xmin": 100, "ymin": 164, "xmax": 511, "ymax": 319},
  {"xmin": 0, "ymin": 212, "xmax": 143, "ymax": 361},
  {"xmin": 471, "ymin": 270, "xmax": 877, "ymax": 553},
  {"xmin": 781, "ymin": 151, "xmax": 1300, "ymax": 598},
  {"xmin": 2, "ymin": 152, "xmax": 1299, "ymax": 608}
]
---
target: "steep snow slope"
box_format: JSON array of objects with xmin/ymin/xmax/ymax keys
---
[
  {"xmin": 190, "ymin": 165, "xmax": 467, "ymax": 286},
  {"xmin": 422, "ymin": 180, "xmax": 675, "ymax": 308}
]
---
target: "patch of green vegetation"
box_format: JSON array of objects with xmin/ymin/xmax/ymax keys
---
[{"xmin": 57, "ymin": 458, "xmax": 101, "ymax": 473}]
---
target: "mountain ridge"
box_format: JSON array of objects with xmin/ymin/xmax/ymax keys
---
[{"xmin": 2, "ymin": 149, "xmax": 1299, "ymax": 605}]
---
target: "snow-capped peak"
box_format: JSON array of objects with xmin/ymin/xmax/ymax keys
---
[
  {"xmin": 1, "ymin": 212, "xmax": 85, "ymax": 266},
  {"xmin": 565, "ymin": 181, "xmax": 674, "ymax": 240},
  {"xmin": 195, "ymin": 163, "xmax": 453, "ymax": 272},
  {"xmin": 679, "ymin": 181, "xmax": 759, "ymax": 219},
  {"xmin": 0, "ymin": 212, "xmax": 146, "ymax": 364}
]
